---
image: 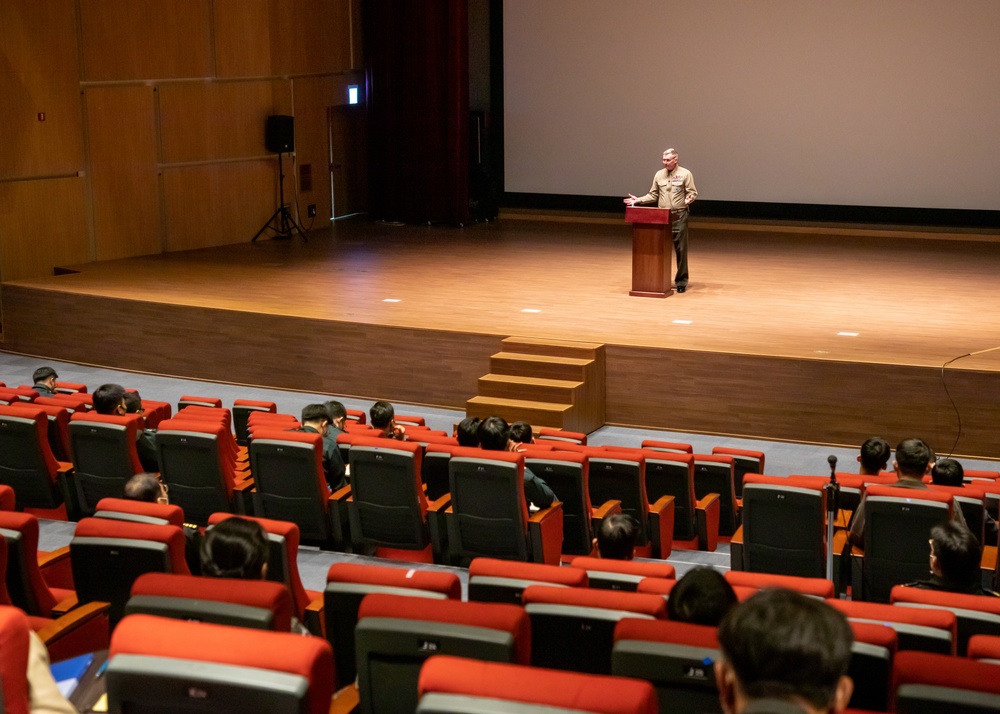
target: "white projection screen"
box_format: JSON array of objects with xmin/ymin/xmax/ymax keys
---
[{"xmin": 503, "ymin": 1, "xmax": 1000, "ymax": 210}]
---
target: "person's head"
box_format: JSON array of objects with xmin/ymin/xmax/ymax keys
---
[
  {"xmin": 667, "ymin": 567, "xmax": 738, "ymax": 626},
  {"xmin": 122, "ymin": 391, "xmax": 144, "ymax": 414},
  {"xmin": 929, "ymin": 521, "xmax": 982, "ymax": 589},
  {"xmin": 858, "ymin": 437, "xmax": 891, "ymax": 475},
  {"xmin": 324, "ymin": 400, "xmax": 347, "ymax": 430},
  {"xmin": 93, "ymin": 383, "xmax": 127, "ymax": 415},
  {"xmin": 301, "ymin": 403, "xmax": 330, "ymax": 434},
  {"xmin": 662, "ymin": 148, "xmax": 679, "ymax": 172},
  {"xmin": 894, "ymin": 438, "xmax": 932, "ymax": 480},
  {"xmin": 370, "ymin": 401, "xmax": 395, "ymax": 430},
  {"xmin": 200, "ymin": 516, "xmax": 269, "ymax": 580},
  {"xmin": 32, "ymin": 366, "xmax": 58, "ymax": 389},
  {"xmin": 931, "ymin": 458, "xmax": 964, "ymax": 487},
  {"xmin": 597, "ymin": 513, "xmax": 639, "ymax": 560},
  {"xmin": 124, "ymin": 472, "xmax": 168, "ymax": 504},
  {"xmin": 509, "ymin": 421, "xmax": 534, "ymax": 445},
  {"xmin": 455, "ymin": 416, "xmax": 481, "ymax": 447},
  {"xmin": 477, "ymin": 416, "xmax": 511, "ymax": 452},
  {"xmin": 716, "ymin": 589, "xmax": 854, "ymax": 714}
]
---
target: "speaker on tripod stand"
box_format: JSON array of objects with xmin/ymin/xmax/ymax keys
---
[{"xmin": 252, "ymin": 115, "xmax": 306, "ymax": 242}]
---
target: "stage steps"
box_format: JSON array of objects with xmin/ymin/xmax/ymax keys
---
[{"xmin": 467, "ymin": 336, "xmax": 605, "ymax": 433}]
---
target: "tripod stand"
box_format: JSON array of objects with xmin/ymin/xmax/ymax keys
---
[{"xmin": 252, "ymin": 151, "xmax": 306, "ymax": 242}]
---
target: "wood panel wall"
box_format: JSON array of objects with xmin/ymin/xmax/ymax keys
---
[{"xmin": 0, "ymin": 0, "xmax": 363, "ymax": 300}]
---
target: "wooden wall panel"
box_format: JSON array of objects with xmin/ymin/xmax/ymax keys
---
[
  {"xmin": 85, "ymin": 86, "xmax": 161, "ymax": 261},
  {"xmin": 161, "ymin": 161, "xmax": 276, "ymax": 252},
  {"xmin": 80, "ymin": 0, "xmax": 213, "ymax": 81},
  {"xmin": 290, "ymin": 76, "xmax": 336, "ymax": 222},
  {"xmin": 0, "ymin": 0, "xmax": 83, "ymax": 179},
  {"xmin": 158, "ymin": 80, "xmax": 291, "ymax": 164},
  {"xmin": 213, "ymin": 0, "xmax": 272, "ymax": 78},
  {"xmin": 271, "ymin": 0, "xmax": 354, "ymax": 75},
  {"xmin": 0, "ymin": 178, "xmax": 89, "ymax": 281}
]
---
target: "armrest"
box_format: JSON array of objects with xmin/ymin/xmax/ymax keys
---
[
  {"xmin": 57, "ymin": 461, "xmax": 74, "ymax": 475},
  {"xmin": 330, "ymin": 485, "xmax": 352, "ymax": 501},
  {"xmin": 730, "ymin": 525, "xmax": 745, "ymax": 570},
  {"xmin": 50, "ymin": 593, "xmax": 79, "ymax": 618},
  {"xmin": 695, "ymin": 492, "xmax": 721, "ymax": 552},
  {"xmin": 304, "ymin": 595, "xmax": 325, "ymax": 637},
  {"xmin": 592, "ymin": 499, "xmax": 622, "ymax": 521},
  {"xmin": 330, "ymin": 684, "xmax": 360, "ymax": 714},
  {"xmin": 427, "ymin": 494, "xmax": 451, "ymax": 512},
  {"xmin": 38, "ymin": 545, "xmax": 71, "ymax": 569},
  {"xmin": 528, "ymin": 502, "xmax": 564, "ymax": 566},
  {"xmin": 648, "ymin": 495, "xmax": 675, "ymax": 559},
  {"xmin": 327, "ymin": 487, "xmax": 353, "ymax": 551},
  {"xmin": 233, "ymin": 478, "xmax": 255, "ymax": 491},
  {"xmin": 36, "ymin": 601, "xmax": 110, "ymax": 643}
]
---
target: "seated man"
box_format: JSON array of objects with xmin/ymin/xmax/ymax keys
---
[
  {"xmin": 455, "ymin": 416, "xmax": 480, "ymax": 447},
  {"xmin": 668, "ymin": 566, "xmax": 738, "ymax": 627},
  {"xmin": 597, "ymin": 513, "xmax": 638, "ymax": 560},
  {"xmin": 370, "ymin": 400, "xmax": 405, "ymax": 440},
  {"xmin": 715, "ymin": 588, "xmax": 854, "ymax": 714},
  {"xmin": 124, "ymin": 472, "xmax": 201, "ymax": 574},
  {"xmin": 857, "ymin": 436, "xmax": 890, "ymax": 476},
  {"xmin": 477, "ymin": 416, "xmax": 556, "ymax": 509},
  {"xmin": 31, "ymin": 366, "xmax": 59, "ymax": 398},
  {"xmin": 932, "ymin": 457, "xmax": 998, "ymax": 538},
  {"xmin": 293, "ymin": 404, "xmax": 346, "ymax": 490},
  {"xmin": 324, "ymin": 400, "xmax": 349, "ymax": 438},
  {"xmin": 93, "ymin": 383, "xmax": 159, "ymax": 472},
  {"xmin": 509, "ymin": 421, "xmax": 534, "ymax": 450},
  {"xmin": 905, "ymin": 521, "xmax": 999, "ymax": 596}
]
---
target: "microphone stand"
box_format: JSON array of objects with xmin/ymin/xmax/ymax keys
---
[{"xmin": 825, "ymin": 455, "xmax": 840, "ymax": 582}]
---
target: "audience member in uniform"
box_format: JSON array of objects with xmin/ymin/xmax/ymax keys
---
[
  {"xmin": 93, "ymin": 382, "xmax": 159, "ymax": 472},
  {"xmin": 905, "ymin": 521, "xmax": 999, "ymax": 596},
  {"xmin": 715, "ymin": 588, "xmax": 854, "ymax": 714},
  {"xmin": 667, "ymin": 567, "xmax": 738, "ymax": 626},
  {"xmin": 509, "ymin": 421, "xmax": 534, "ymax": 449},
  {"xmin": 294, "ymin": 403, "xmax": 346, "ymax": 490},
  {"xmin": 324, "ymin": 400, "xmax": 349, "ymax": 435},
  {"xmin": 478, "ymin": 416, "xmax": 556, "ymax": 508},
  {"xmin": 370, "ymin": 400, "xmax": 405, "ymax": 440},
  {"xmin": 932, "ymin": 458, "xmax": 998, "ymax": 538},
  {"xmin": 124, "ymin": 472, "xmax": 202, "ymax": 574},
  {"xmin": 857, "ymin": 436, "xmax": 890, "ymax": 476},
  {"xmin": 455, "ymin": 416, "xmax": 480, "ymax": 447},
  {"xmin": 30, "ymin": 366, "xmax": 59, "ymax": 398},
  {"xmin": 597, "ymin": 513, "xmax": 638, "ymax": 560}
]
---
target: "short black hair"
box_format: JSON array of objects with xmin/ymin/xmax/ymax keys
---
[
  {"xmin": 718, "ymin": 588, "xmax": 853, "ymax": 710},
  {"xmin": 201, "ymin": 516, "xmax": 269, "ymax": 580},
  {"xmin": 509, "ymin": 421, "xmax": 534, "ymax": 444},
  {"xmin": 895, "ymin": 438, "xmax": 932, "ymax": 478},
  {"xmin": 931, "ymin": 458, "xmax": 964, "ymax": 487},
  {"xmin": 597, "ymin": 513, "xmax": 639, "ymax": 560},
  {"xmin": 32, "ymin": 366, "xmax": 58, "ymax": 383},
  {"xmin": 370, "ymin": 401, "xmax": 395, "ymax": 429},
  {"xmin": 324, "ymin": 400, "xmax": 347, "ymax": 422},
  {"xmin": 456, "ymin": 417, "xmax": 481, "ymax": 447},
  {"xmin": 667, "ymin": 567, "xmax": 738, "ymax": 626},
  {"xmin": 301, "ymin": 403, "xmax": 329, "ymax": 424},
  {"xmin": 859, "ymin": 436, "xmax": 891, "ymax": 473},
  {"xmin": 124, "ymin": 473, "xmax": 161, "ymax": 503},
  {"xmin": 93, "ymin": 383, "xmax": 127, "ymax": 415},
  {"xmin": 477, "ymin": 416, "xmax": 510, "ymax": 451},
  {"xmin": 931, "ymin": 520, "xmax": 982, "ymax": 589},
  {"xmin": 123, "ymin": 391, "xmax": 143, "ymax": 413}
]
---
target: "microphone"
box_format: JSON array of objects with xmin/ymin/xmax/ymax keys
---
[{"xmin": 827, "ymin": 455, "xmax": 837, "ymax": 479}]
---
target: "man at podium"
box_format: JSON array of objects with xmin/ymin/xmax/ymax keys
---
[{"xmin": 625, "ymin": 148, "xmax": 698, "ymax": 292}]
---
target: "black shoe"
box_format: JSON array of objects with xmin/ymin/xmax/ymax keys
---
[{"xmin": 677, "ymin": 285, "xmax": 687, "ymax": 293}]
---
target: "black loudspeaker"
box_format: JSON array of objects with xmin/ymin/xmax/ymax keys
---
[{"xmin": 265, "ymin": 115, "xmax": 295, "ymax": 153}]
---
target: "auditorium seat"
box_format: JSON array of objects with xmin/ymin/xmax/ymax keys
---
[
  {"xmin": 0, "ymin": 405, "xmax": 76, "ymax": 519},
  {"xmin": 54, "ymin": 381, "xmax": 87, "ymax": 395},
  {"xmin": 569, "ymin": 556, "xmax": 676, "ymax": 592},
  {"xmin": 420, "ymin": 442, "xmax": 455, "ymax": 501},
  {"xmin": 468, "ymin": 557, "xmax": 587, "ymax": 604},
  {"xmin": 36, "ymin": 394, "xmax": 90, "ymax": 416},
  {"xmin": 724, "ymin": 570, "xmax": 835, "ymax": 598},
  {"xmin": 0, "ymin": 511, "xmax": 76, "ymax": 619},
  {"xmin": 692, "ymin": 453, "xmax": 739, "ymax": 536},
  {"xmin": 6, "ymin": 400, "xmax": 73, "ymax": 463},
  {"xmin": 345, "ymin": 408, "xmax": 367, "ymax": 424},
  {"xmin": 0, "ymin": 605, "xmax": 36, "ymax": 712},
  {"xmin": 176, "ymin": 394, "xmax": 223, "ymax": 410},
  {"xmin": 846, "ymin": 621, "xmax": 897, "ymax": 712},
  {"xmin": 827, "ymin": 598, "xmax": 956, "ymax": 655},
  {"xmin": 418, "ymin": 655, "xmax": 658, "ymax": 714},
  {"xmin": 93, "ymin": 497, "xmax": 185, "ymax": 527},
  {"xmin": 967, "ymin": 633, "xmax": 1000, "ymax": 662},
  {"xmin": 0, "ymin": 485, "xmax": 15, "ymax": 511},
  {"xmin": 890, "ymin": 584, "xmax": 1000, "ymax": 656},
  {"xmin": 68, "ymin": 412, "xmax": 145, "ymax": 516},
  {"xmin": 924, "ymin": 482, "xmax": 988, "ymax": 544},
  {"xmin": 640, "ymin": 439, "xmax": 693, "ymax": 454},
  {"xmin": 232, "ymin": 398, "xmax": 277, "ymax": 446},
  {"xmin": 536, "ymin": 427, "xmax": 588, "ymax": 445},
  {"xmin": 395, "ymin": 414, "xmax": 426, "ymax": 427},
  {"xmin": 893, "ymin": 650, "xmax": 1000, "ymax": 712},
  {"xmin": 636, "ymin": 576, "xmax": 757, "ymax": 603},
  {"xmin": 107, "ymin": 614, "xmax": 334, "ymax": 714},
  {"xmin": 642, "ymin": 450, "xmax": 720, "ymax": 550},
  {"xmin": 712, "ymin": 446, "xmax": 765, "ymax": 499}
]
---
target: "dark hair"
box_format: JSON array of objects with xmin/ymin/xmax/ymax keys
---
[
  {"xmin": 93, "ymin": 383, "xmax": 127, "ymax": 415},
  {"xmin": 895, "ymin": 438, "xmax": 932, "ymax": 478},
  {"xmin": 123, "ymin": 473, "xmax": 161, "ymax": 503},
  {"xmin": 718, "ymin": 588, "xmax": 853, "ymax": 710},
  {"xmin": 667, "ymin": 567, "xmax": 738, "ymax": 626},
  {"xmin": 32, "ymin": 366, "xmax": 58, "ymax": 383},
  {"xmin": 477, "ymin": 416, "xmax": 510, "ymax": 451},
  {"xmin": 931, "ymin": 458, "xmax": 964, "ymax": 487},
  {"xmin": 931, "ymin": 521, "xmax": 982, "ymax": 589},
  {"xmin": 509, "ymin": 421, "xmax": 534, "ymax": 444},
  {"xmin": 301, "ymin": 403, "xmax": 329, "ymax": 424},
  {"xmin": 456, "ymin": 417, "xmax": 481, "ymax": 447},
  {"xmin": 370, "ymin": 401, "xmax": 395, "ymax": 429},
  {"xmin": 324, "ymin": 400, "xmax": 347, "ymax": 422},
  {"xmin": 201, "ymin": 517, "xmax": 269, "ymax": 580},
  {"xmin": 859, "ymin": 437, "xmax": 891, "ymax": 474},
  {"xmin": 123, "ymin": 391, "xmax": 143, "ymax": 413},
  {"xmin": 597, "ymin": 513, "xmax": 639, "ymax": 560}
]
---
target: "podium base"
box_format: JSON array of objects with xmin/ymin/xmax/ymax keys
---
[{"xmin": 629, "ymin": 289, "xmax": 673, "ymax": 298}]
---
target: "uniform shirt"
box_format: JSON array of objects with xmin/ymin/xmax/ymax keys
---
[{"xmin": 635, "ymin": 166, "xmax": 698, "ymax": 210}]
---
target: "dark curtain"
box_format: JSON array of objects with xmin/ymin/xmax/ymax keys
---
[{"xmin": 364, "ymin": 0, "xmax": 470, "ymax": 224}]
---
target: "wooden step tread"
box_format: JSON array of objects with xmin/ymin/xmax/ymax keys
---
[
  {"xmin": 467, "ymin": 396, "xmax": 573, "ymax": 413},
  {"xmin": 491, "ymin": 352, "xmax": 593, "ymax": 366},
  {"xmin": 503, "ymin": 336, "xmax": 605, "ymax": 350},
  {"xmin": 479, "ymin": 374, "xmax": 583, "ymax": 389}
]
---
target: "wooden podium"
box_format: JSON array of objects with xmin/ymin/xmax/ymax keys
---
[{"xmin": 625, "ymin": 206, "xmax": 672, "ymax": 297}]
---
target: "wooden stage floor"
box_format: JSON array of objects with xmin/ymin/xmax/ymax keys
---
[{"xmin": 4, "ymin": 217, "xmax": 1000, "ymax": 456}]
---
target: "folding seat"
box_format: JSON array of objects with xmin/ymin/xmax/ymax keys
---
[
  {"xmin": 407, "ymin": 431, "xmax": 459, "ymax": 449},
  {"xmin": 138, "ymin": 398, "xmax": 171, "ymax": 429},
  {"xmin": 640, "ymin": 439, "xmax": 692, "ymax": 454},
  {"xmin": 846, "ymin": 621, "xmax": 897, "ymax": 713},
  {"xmin": 107, "ymin": 614, "xmax": 334, "ymax": 714},
  {"xmin": 155, "ymin": 417, "xmax": 253, "ymax": 526},
  {"xmin": 635, "ymin": 576, "xmax": 757, "ymax": 602},
  {"xmin": 93, "ymin": 496, "xmax": 184, "ymax": 527},
  {"xmin": 417, "ymin": 655, "xmax": 659, "ymax": 714},
  {"xmin": 853, "ymin": 486, "xmax": 954, "ymax": 603},
  {"xmin": 395, "ymin": 414, "xmax": 426, "ymax": 427},
  {"xmin": 68, "ymin": 411, "xmax": 145, "ymax": 515},
  {"xmin": 893, "ymin": 650, "xmax": 1000, "ymax": 712},
  {"xmin": 6, "ymin": 400, "xmax": 73, "ymax": 462},
  {"xmin": 232, "ymin": 398, "xmax": 277, "ymax": 446},
  {"xmin": 345, "ymin": 435, "xmax": 451, "ymax": 563},
  {"xmin": 712, "ymin": 446, "xmax": 765, "ymax": 499},
  {"xmin": 173, "ymin": 406, "xmax": 245, "ymax": 464},
  {"xmin": 36, "ymin": 393, "xmax": 90, "ymax": 415},
  {"xmin": 968, "ymin": 633, "xmax": 1000, "ymax": 662},
  {"xmin": 247, "ymin": 429, "xmax": 340, "ymax": 547},
  {"xmin": 346, "ymin": 408, "xmax": 367, "ymax": 424},
  {"xmin": 827, "ymin": 598, "xmax": 957, "ymax": 654},
  {"xmin": 0, "ymin": 405, "xmax": 76, "ymax": 517},
  {"xmin": 692, "ymin": 453, "xmax": 738, "ymax": 536},
  {"xmin": 536, "ymin": 427, "xmax": 588, "ymax": 445},
  {"xmin": 522, "ymin": 584, "xmax": 667, "ymax": 674},
  {"xmin": 54, "ymin": 381, "xmax": 87, "ymax": 394},
  {"xmin": 569, "ymin": 556, "xmax": 675, "ymax": 592},
  {"xmin": 641, "ymin": 450, "xmax": 719, "ymax": 551},
  {"xmin": 445, "ymin": 446, "xmax": 563, "ymax": 566},
  {"xmin": 10, "ymin": 386, "xmax": 38, "ymax": 402},
  {"xmin": 354, "ymin": 592, "xmax": 530, "ymax": 714},
  {"xmin": 585, "ymin": 448, "xmax": 674, "ymax": 559},
  {"xmin": 732, "ymin": 474, "xmax": 827, "ymax": 577},
  {"xmin": 0, "ymin": 485, "xmax": 14, "ymax": 510},
  {"xmin": 468, "ymin": 557, "xmax": 587, "ymax": 604},
  {"xmin": 925, "ymin": 482, "xmax": 988, "ymax": 543},
  {"xmin": 0, "ymin": 512, "xmax": 76, "ymax": 619},
  {"xmin": 890, "ymin": 584, "xmax": 1000, "ymax": 656},
  {"xmin": 421, "ymin": 442, "xmax": 455, "ymax": 501},
  {"xmin": 246, "ymin": 412, "xmax": 300, "ymax": 442},
  {"xmin": 324, "ymin": 562, "xmax": 462, "ymax": 689},
  {"xmin": 124, "ymin": 572, "xmax": 295, "ymax": 631},
  {"xmin": 69, "ymin": 516, "xmax": 189, "ymax": 624},
  {"xmin": 176, "ymin": 394, "xmax": 222, "ymax": 410},
  {"xmin": 523, "ymin": 451, "xmax": 621, "ymax": 557},
  {"xmin": 345, "ymin": 421, "xmax": 375, "ymax": 434},
  {"xmin": 724, "ymin": 570, "xmax": 835, "ymax": 598}
]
